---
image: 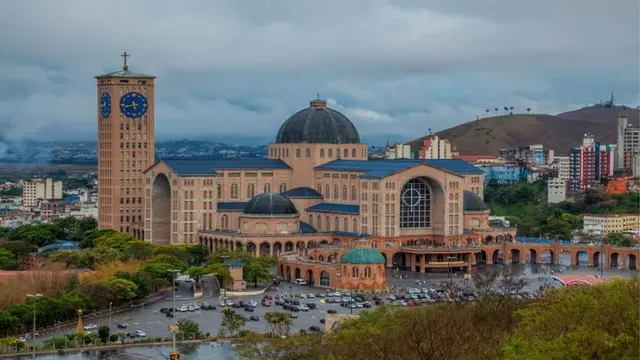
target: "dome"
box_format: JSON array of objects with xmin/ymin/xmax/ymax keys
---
[
  {"xmin": 275, "ymin": 99, "xmax": 361, "ymax": 144},
  {"xmin": 463, "ymin": 190, "xmax": 488, "ymax": 212},
  {"xmin": 340, "ymin": 247, "xmax": 385, "ymax": 264},
  {"xmin": 243, "ymin": 193, "xmax": 298, "ymax": 215}
]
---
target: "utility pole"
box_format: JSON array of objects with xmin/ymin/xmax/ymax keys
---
[
  {"xmin": 168, "ymin": 269, "xmax": 179, "ymax": 316},
  {"xmin": 108, "ymin": 302, "xmax": 112, "ymax": 344},
  {"xmin": 26, "ymin": 293, "xmax": 43, "ymax": 359}
]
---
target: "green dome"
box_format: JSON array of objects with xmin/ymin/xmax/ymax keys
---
[{"xmin": 340, "ymin": 247, "xmax": 385, "ymax": 264}]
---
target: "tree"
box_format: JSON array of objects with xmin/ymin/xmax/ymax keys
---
[
  {"xmin": 526, "ymin": 107, "xmax": 531, "ymax": 114},
  {"xmin": 264, "ymin": 311, "xmax": 292, "ymax": 337},
  {"xmin": 606, "ymin": 233, "xmax": 633, "ymax": 247},
  {"xmin": 80, "ymin": 229, "xmax": 115, "ymax": 248},
  {"xmin": 186, "ymin": 266, "xmax": 210, "ymax": 284},
  {"xmin": 177, "ymin": 318, "xmax": 204, "ymax": 339},
  {"xmin": 0, "ymin": 247, "xmax": 19, "ymax": 270},
  {"xmin": 244, "ymin": 261, "xmax": 272, "ymax": 288},
  {"xmin": 0, "ymin": 241, "xmax": 36, "ymax": 257},
  {"xmin": 220, "ymin": 308, "xmax": 246, "ymax": 337},
  {"xmin": 98, "ymin": 325, "xmax": 110, "ymax": 343},
  {"xmin": 104, "ymin": 277, "xmax": 138, "ymax": 303}
]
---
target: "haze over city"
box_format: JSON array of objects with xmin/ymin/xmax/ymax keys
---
[{"xmin": 0, "ymin": 0, "xmax": 639, "ymax": 143}]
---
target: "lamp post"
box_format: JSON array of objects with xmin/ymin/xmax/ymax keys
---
[
  {"xmin": 26, "ymin": 293, "xmax": 43, "ymax": 359},
  {"xmin": 108, "ymin": 302, "xmax": 112, "ymax": 343},
  {"xmin": 220, "ymin": 256, "xmax": 230, "ymax": 305},
  {"xmin": 168, "ymin": 269, "xmax": 179, "ymax": 315}
]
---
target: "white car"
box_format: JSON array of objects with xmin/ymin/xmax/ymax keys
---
[
  {"xmin": 308, "ymin": 293, "xmax": 316, "ymax": 298},
  {"xmin": 299, "ymin": 305, "xmax": 309, "ymax": 311},
  {"xmin": 187, "ymin": 305, "xmax": 196, "ymax": 312},
  {"xmin": 178, "ymin": 306, "xmax": 188, "ymax": 312},
  {"xmin": 248, "ymin": 300, "xmax": 258, "ymax": 308},
  {"xmin": 83, "ymin": 324, "xmax": 98, "ymax": 331},
  {"xmin": 135, "ymin": 330, "xmax": 146, "ymax": 337}
]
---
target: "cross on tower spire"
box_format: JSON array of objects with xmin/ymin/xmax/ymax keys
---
[{"xmin": 121, "ymin": 52, "xmax": 130, "ymax": 71}]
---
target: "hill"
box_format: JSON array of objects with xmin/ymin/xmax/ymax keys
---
[{"xmin": 408, "ymin": 106, "xmax": 639, "ymax": 156}]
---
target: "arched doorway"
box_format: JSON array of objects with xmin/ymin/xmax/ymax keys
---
[
  {"xmin": 294, "ymin": 268, "xmax": 301, "ymax": 280},
  {"xmin": 575, "ymin": 250, "xmax": 588, "ymax": 266},
  {"xmin": 492, "ymin": 250, "xmax": 503, "ymax": 264},
  {"xmin": 625, "ymin": 254, "xmax": 637, "ymax": 270},
  {"xmin": 260, "ymin": 242, "xmax": 271, "ymax": 256},
  {"xmin": 296, "ymin": 241, "xmax": 305, "ymax": 251},
  {"xmin": 610, "ymin": 253, "xmax": 620, "ymax": 268},
  {"xmin": 392, "ymin": 253, "xmax": 408, "ymax": 269},
  {"xmin": 320, "ymin": 271, "xmax": 330, "ymax": 286},
  {"xmin": 476, "ymin": 250, "xmax": 487, "ymax": 264},
  {"xmin": 151, "ymin": 174, "xmax": 171, "ymax": 245},
  {"xmin": 541, "ymin": 250, "xmax": 554, "ymax": 264},
  {"xmin": 285, "ymin": 241, "xmax": 294, "ymax": 252},
  {"xmin": 308, "ymin": 240, "xmax": 317, "ymax": 249},
  {"xmin": 306, "ymin": 269, "xmax": 314, "ymax": 286},
  {"xmin": 246, "ymin": 242, "xmax": 257, "ymax": 256},
  {"xmin": 558, "ymin": 250, "xmax": 571, "ymax": 266},
  {"xmin": 286, "ymin": 266, "xmax": 291, "ymax": 281},
  {"xmin": 509, "ymin": 249, "xmax": 521, "ymax": 264},
  {"xmin": 235, "ymin": 241, "xmax": 243, "ymax": 250},
  {"xmin": 592, "ymin": 251, "xmax": 602, "ymax": 267},
  {"xmin": 273, "ymin": 242, "xmax": 282, "ymax": 256}
]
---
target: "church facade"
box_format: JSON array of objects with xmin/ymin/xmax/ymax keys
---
[{"xmin": 98, "ymin": 58, "xmax": 516, "ymax": 291}]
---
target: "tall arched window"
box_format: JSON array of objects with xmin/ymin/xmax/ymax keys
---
[
  {"xmin": 309, "ymin": 215, "xmax": 313, "ymax": 227},
  {"xmin": 221, "ymin": 215, "xmax": 229, "ymax": 229},
  {"xmin": 352, "ymin": 267, "xmax": 359, "ymax": 278},
  {"xmin": 320, "ymin": 149, "xmax": 325, "ymax": 157},
  {"xmin": 351, "ymin": 185, "xmax": 357, "ymax": 200},
  {"xmin": 365, "ymin": 266, "xmax": 372, "ymax": 278},
  {"xmin": 217, "ymin": 184, "xmax": 221, "ymax": 199},
  {"xmin": 247, "ymin": 183, "xmax": 255, "ymax": 198},
  {"xmin": 353, "ymin": 218, "xmax": 358, "ymax": 233},
  {"xmin": 333, "ymin": 185, "xmax": 338, "ymax": 199},
  {"xmin": 325, "ymin": 184, "xmax": 330, "ymax": 197},
  {"xmin": 317, "ymin": 215, "xmax": 322, "ymax": 230},
  {"xmin": 320, "ymin": 271, "xmax": 330, "ymax": 286},
  {"xmin": 400, "ymin": 178, "xmax": 431, "ymax": 228},
  {"xmin": 280, "ymin": 183, "xmax": 287, "ymax": 193},
  {"xmin": 316, "ymin": 184, "xmax": 322, "ymax": 194},
  {"xmin": 325, "ymin": 216, "xmax": 330, "ymax": 230},
  {"xmin": 306, "ymin": 148, "xmax": 311, "ymax": 158},
  {"xmin": 328, "ymin": 149, "xmax": 333, "ymax": 158},
  {"xmin": 264, "ymin": 183, "xmax": 271, "ymax": 193},
  {"xmin": 352, "ymin": 148, "xmax": 356, "ymax": 158},
  {"xmin": 343, "ymin": 149, "xmax": 348, "ymax": 158},
  {"xmin": 336, "ymin": 148, "xmax": 340, "ymax": 158},
  {"xmin": 296, "ymin": 149, "xmax": 301, "ymax": 157},
  {"xmin": 343, "ymin": 217, "xmax": 349, "ymax": 232},
  {"xmin": 342, "ymin": 185, "xmax": 347, "ymax": 200},
  {"xmin": 230, "ymin": 184, "xmax": 238, "ymax": 199},
  {"xmin": 334, "ymin": 217, "xmax": 339, "ymax": 231}
]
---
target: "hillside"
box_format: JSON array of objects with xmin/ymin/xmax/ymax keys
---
[{"xmin": 408, "ymin": 106, "xmax": 639, "ymax": 156}]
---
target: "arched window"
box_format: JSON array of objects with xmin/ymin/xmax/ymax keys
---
[
  {"xmin": 385, "ymin": 194, "xmax": 389, "ymax": 201},
  {"xmin": 351, "ymin": 267, "xmax": 359, "ymax": 278},
  {"xmin": 336, "ymin": 148, "xmax": 340, "ymax": 158},
  {"xmin": 317, "ymin": 215, "xmax": 322, "ymax": 230},
  {"xmin": 325, "ymin": 184, "xmax": 330, "ymax": 197},
  {"xmin": 353, "ymin": 218, "xmax": 358, "ymax": 233},
  {"xmin": 306, "ymin": 148, "xmax": 311, "ymax": 157},
  {"xmin": 351, "ymin": 185, "xmax": 357, "ymax": 201},
  {"xmin": 320, "ymin": 149, "xmax": 325, "ymax": 158},
  {"xmin": 280, "ymin": 183, "xmax": 287, "ymax": 193},
  {"xmin": 334, "ymin": 217, "xmax": 339, "ymax": 231},
  {"xmin": 352, "ymin": 148, "xmax": 357, "ymax": 158},
  {"xmin": 342, "ymin": 185, "xmax": 347, "ymax": 200},
  {"xmin": 217, "ymin": 184, "xmax": 221, "ymax": 199},
  {"xmin": 344, "ymin": 217, "xmax": 349, "ymax": 232},
  {"xmin": 400, "ymin": 178, "xmax": 431, "ymax": 228},
  {"xmin": 449, "ymin": 193, "xmax": 454, "ymax": 200},
  {"xmin": 230, "ymin": 184, "xmax": 238, "ymax": 199},
  {"xmin": 316, "ymin": 184, "xmax": 322, "ymax": 194},
  {"xmin": 328, "ymin": 149, "xmax": 333, "ymax": 158},
  {"xmin": 221, "ymin": 215, "xmax": 229, "ymax": 229},
  {"xmin": 365, "ymin": 266, "xmax": 372, "ymax": 278},
  {"xmin": 320, "ymin": 271, "xmax": 330, "ymax": 286},
  {"xmin": 264, "ymin": 183, "xmax": 271, "ymax": 193},
  {"xmin": 247, "ymin": 183, "xmax": 255, "ymax": 198},
  {"xmin": 343, "ymin": 149, "xmax": 348, "ymax": 158},
  {"xmin": 455, "ymin": 193, "xmax": 459, "ymax": 200},
  {"xmin": 309, "ymin": 215, "xmax": 313, "ymax": 227},
  {"xmin": 333, "ymin": 185, "xmax": 338, "ymax": 199},
  {"xmin": 208, "ymin": 213, "xmax": 212, "ymax": 229},
  {"xmin": 296, "ymin": 149, "xmax": 301, "ymax": 157},
  {"xmin": 325, "ymin": 216, "xmax": 330, "ymax": 230}
]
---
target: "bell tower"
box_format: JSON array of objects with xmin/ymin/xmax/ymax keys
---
[{"xmin": 95, "ymin": 53, "xmax": 156, "ymax": 238}]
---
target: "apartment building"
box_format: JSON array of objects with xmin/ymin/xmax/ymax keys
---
[
  {"xmin": 23, "ymin": 178, "xmax": 63, "ymax": 207},
  {"xmin": 583, "ymin": 214, "xmax": 640, "ymax": 236}
]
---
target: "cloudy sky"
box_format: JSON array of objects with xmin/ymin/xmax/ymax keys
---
[{"xmin": 0, "ymin": 0, "xmax": 638, "ymax": 143}]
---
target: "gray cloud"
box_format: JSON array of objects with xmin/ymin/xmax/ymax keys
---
[{"xmin": 0, "ymin": 0, "xmax": 638, "ymax": 143}]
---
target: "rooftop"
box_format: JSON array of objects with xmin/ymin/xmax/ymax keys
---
[
  {"xmin": 157, "ymin": 158, "xmax": 291, "ymax": 175},
  {"xmin": 281, "ymin": 187, "xmax": 323, "ymax": 199},
  {"xmin": 315, "ymin": 159, "xmax": 483, "ymax": 179},
  {"xmin": 95, "ymin": 69, "xmax": 155, "ymax": 79},
  {"xmin": 306, "ymin": 203, "xmax": 360, "ymax": 215}
]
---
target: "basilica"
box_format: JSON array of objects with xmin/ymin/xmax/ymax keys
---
[{"xmin": 141, "ymin": 98, "xmax": 515, "ymax": 290}]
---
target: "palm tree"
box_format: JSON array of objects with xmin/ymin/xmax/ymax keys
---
[
  {"xmin": 220, "ymin": 308, "xmax": 246, "ymax": 337},
  {"xmin": 527, "ymin": 107, "xmax": 531, "ymax": 114},
  {"xmin": 509, "ymin": 106, "xmax": 514, "ymax": 114},
  {"xmin": 485, "ymin": 109, "xmax": 490, "ymax": 117},
  {"xmin": 494, "ymin": 107, "xmax": 498, "ymax": 115},
  {"xmin": 504, "ymin": 106, "xmax": 509, "ymax": 114}
]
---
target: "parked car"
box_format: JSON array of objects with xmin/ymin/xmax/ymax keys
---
[
  {"xmin": 261, "ymin": 299, "xmax": 272, "ymax": 307},
  {"xmin": 327, "ymin": 309, "xmax": 337, "ymax": 314},
  {"xmin": 135, "ymin": 330, "xmax": 146, "ymax": 337},
  {"xmin": 289, "ymin": 313, "xmax": 299, "ymax": 318},
  {"xmin": 83, "ymin": 324, "xmax": 98, "ymax": 331},
  {"xmin": 309, "ymin": 326, "xmax": 321, "ymax": 332},
  {"xmin": 263, "ymin": 295, "xmax": 272, "ymax": 300},
  {"xmin": 117, "ymin": 323, "xmax": 128, "ymax": 329},
  {"xmin": 249, "ymin": 316, "xmax": 260, "ymax": 321}
]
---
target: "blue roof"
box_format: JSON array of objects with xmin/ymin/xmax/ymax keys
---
[
  {"xmin": 516, "ymin": 236, "xmax": 572, "ymax": 245},
  {"xmin": 315, "ymin": 159, "xmax": 482, "ymax": 179},
  {"xmin": 217, "ymin": 202, "xmax": 248, "ymax": 211},
  {"xmin": 334, "ymin": 231, "xmax": 368, "ymax": 237},
  {"xmin": 161, "ymin": 158, "xmax": 290, "ymax": 175},
  {"xmin": 299, "ymin": 221, "xmax": 317, "ymax": 234},
  {"xmin": 224, "ymin": 260, "xmax": 244, "ymax": 267},
  {"xmin": 306, "ymin": 203, "xmax": 360, "ymax": 214},
  {"xmin": 38, "ymin": 240, "xmax": 80, "ymax": 253},
  {"xmin": 281, "ymin": 187, "xmax": 323, "ymax": 199}
]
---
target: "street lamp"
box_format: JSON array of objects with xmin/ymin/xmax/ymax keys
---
[
  {"xmin": 108, "ymin": 302, "xmax": 112, "ymax": 343},
  {"xmin": 26, "ymin": 293, "xmax": 43, "ymax": 359},
  {"xmin": 168, "ymin": 269, "xmax": 179, "ymax": 315},
  {"xmin": 219, "ymin": 256, "xmax": 230, "ymax": 306}
]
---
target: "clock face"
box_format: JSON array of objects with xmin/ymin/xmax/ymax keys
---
[
  {"xmin": 99, "ymin": 92, "xmax": 111, "ymax": 118},
  {"xmin": 120, "ymin": 92, "xmax": 148, "ymax": 118}
]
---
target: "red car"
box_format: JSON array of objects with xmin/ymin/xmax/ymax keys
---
[
  {"xmin": 261, "ymin": 299, "xmax": 272, "ymax": 307},
  {"xmin": 263, "ymin": 295, "xmax": 272, "ymax": 300},
  {"xmin": 406, "ymin": 301, "xmax": 415, "ymax": 307}
]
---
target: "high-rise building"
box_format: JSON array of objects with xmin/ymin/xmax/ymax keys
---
[
  {"xmin": 615, "ymin": 111, "xmax": 640, "ymax": 170},
  {"xmin": 415, "ymin": 135, "xmax": 453, "ymax": 159},
  {"xmin": 569, "ymin": 134, "xmax": 614, "ymax": 191},
  {"xmin": 547, "ymin": 178, "xmax": 567, "ymax": 204},
  {"xmin": 384, "ymin": 142, "xmax": 412, "ymax": 159},
  {"xmin": 551, "ymin": 156, "xmax": 570, "ymax": 181},
  {"xmin": 23, "ymin": 178, "xmax": 63, "ymax": 207},
  {"xmin": 96, "ymin": 53, "xmax": 155, "ymax": 235},
  {"xmin": 499, "ymin": 144, "xmax": 554, "ymax": 165}
]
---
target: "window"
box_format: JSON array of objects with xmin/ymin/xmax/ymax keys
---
[
  {"xmin": 351, "ymin": 185, "xmax": 357, "ymax": 200},
  {"xmin": 231, "ymin": 184, "xmax": 238, "ymax": 199},
  {"xmin": 328, "ymin": 149, "xmax": 333, "ymax": 158},
  {"xmin": 306, "ymin": 148, "xmax": 311, "ymax": 157},
  {"xmin": 317, "ymin": 184, "xmax": 322, "ymax": 194},
  {"xmin": 400, "ymin": 178, "xmax": 431, "ymax": 228},
  {"xmin": 344, "ymin": 217, "xmax": 349, "ymax": 232},
  {"xmin": 247, "ymin": 183, "xmax": 255, "ymax": 198},
  {"xmin": 333, "ymin": 185, "xmax": 338, "ymax": 199},
  {"xmin": 325, "ymin": 184, "xmax": 330, "ymax": 197},
  {"xmin": 342, "ymin": 185, "xmax": 347, "ymax": 200},
  {"xmin": 320, "ymin": 271, "xmax": 330, "ymax": 286},
  {"xmin": 279, "ymin": 183, "xmax": 287, "ymax": 193},
  {"xmin": 343, "ymin": 149, "xmax": 348, "ymax": 158},
  {"xmin": 320, "ymin": 149, "xmax": 325, "ymax": 157},
  {"xmin": 353, "ymin": 218, "xmax": 358, "ymax": 233},
  {"xmin": 309, "ymin": 215, "xmax": 313, "ymax": 227},
  {"xmin": 221, "ymin": 215, "xmax": 229, "ymax": 229},
  {"xmin": 352, "ymin": 148, "xmax": 356, "ymax": 158},
  {"xmin": 325, "ymin": 216, "xmax": 330, "ymax": 230},
  {"xmin": 334, "ymin": 217, "xmax": 339, "ymax": 231},
  {"xmin": 217, "ymin": 184, "xmax": 221, "ymax": 199},
  {"xmin": 296, "ymin": 149, "xmax": 301, "ymax": 157},
  {"xmin": 365, "ymin": 266, "xmax": 372, "ymax": 278},
  {"xmin": 352, "ymin": 267, "xmax": 359, "ymax": 278},
  {"xmin": 264, "ymin": 183, "xmax": 271, "ymax": 193}
]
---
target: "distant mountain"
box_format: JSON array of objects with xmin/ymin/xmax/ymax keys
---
[{"xmin": 407, "ymin": 106, "xmax": 639, "ymax": 156}]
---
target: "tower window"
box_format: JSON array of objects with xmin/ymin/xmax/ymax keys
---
[{"xmin": 138, "ymin": 80, "xmax": 146, "ymax": 85}]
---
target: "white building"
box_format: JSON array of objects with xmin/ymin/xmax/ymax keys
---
[
  {"xmin": 551, "ymin": 156, "xmax": 570, "ymax": 181},
  {"xmin": 23, "ymin": 178, "xmax": 63, "ymax": 207},
  {"xmin": 385, "ymin": 142, "xmax": 412, "ymax": 159},
  {"xmin": 415, "ymin": 135, "xmax": 453, "ymax": 159},
  {"xmin": 547, "ymin": 178, "xmax": 567, "ymax": 204}
]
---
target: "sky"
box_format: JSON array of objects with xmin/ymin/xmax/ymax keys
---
[{"xmin": 0, "ymin": 0, "xmax": 638, "ymax": 144}]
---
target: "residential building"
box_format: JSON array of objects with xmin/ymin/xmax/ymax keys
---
[
  {"xmin": 569, "ymin": 134, "xmax": 615, "ymax": 191},
  {"xmin": 499, "ymin": 144, "xmax": 555, "ymax": 165},
  {"xmin": 384, "ymin": 142, "xmax": 412, "ymax": 159},
  {"xmin": 633, "ymin": 152, "xmax": 640, "ymax": 177},
  {"xmin": 551, "ymin": 156, "xmax": 570, "ymax": 181},
  {"xmin": 39, "ymin": 200, "xmax": 66, "ymax": 222},
  {"xmin": 583, "ymin": 214, "xmax": 640, "ymax": 236},
  {"xmin": 475, "ymin": 163, "xmax": 526, "ymax": 185},
  {"xmin": 414, "ymin": 135, "xmax": 453, "ymax": 160},
  {"xmin": 23, "ymin": 178, "xmax": 63, "ymax": 207},
  {"xmin": 453, "ymin": 154, "xmax": 501, "ymax": 164},
  {"xmin": 615, "ymin": 112, "xmax": 640, "ymax": 170},
  {"xmin": 547, "ymin": 178, "xmax": 567, "ymax": 204}
]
